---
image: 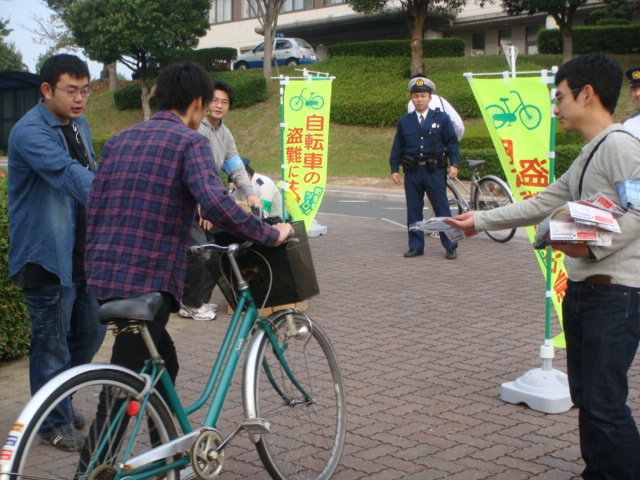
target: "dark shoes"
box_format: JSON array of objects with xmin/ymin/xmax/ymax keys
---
[
  {"xmin": 47, "ymin": 425, "xmax": 85, "ymax": 452},
  {"xmin": 404, "ymin": 249, "xmax": 424, "ymax": 258},
  {"xmin": 445, "ymin": 248, "xmax": 457, "ymax": 260}
]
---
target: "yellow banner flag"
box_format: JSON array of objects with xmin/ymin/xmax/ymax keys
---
[
  {"xmin": 468, "ymin": 75, "xmax": 568, "ymax": 347},
  {"xmin": 282, "ymin": 78, "xmax": 332, "ymax": 230}
]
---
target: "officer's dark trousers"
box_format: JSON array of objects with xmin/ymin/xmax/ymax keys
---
[{"xmin": 404, "ymin": 165, "xmax": 457, "ymax": 252}]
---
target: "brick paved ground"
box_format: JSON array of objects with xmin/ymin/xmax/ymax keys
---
[{"xmin": 2, "ymin": 211, "xmax": 639, "ymax": 479}]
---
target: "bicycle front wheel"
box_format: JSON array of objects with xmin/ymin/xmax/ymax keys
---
[
  {"xmin": 4, "ymin": 368, "xmax": 179, "ymax": 480},
  {"xmin": 473, "ymin": 176, "xmax": 516, "ymax": 243},
  {"xmin": 253, "ymin": 313, "xmax": 346, "ymax": 480}
]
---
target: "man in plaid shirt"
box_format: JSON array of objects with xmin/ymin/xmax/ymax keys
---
[{"xmin": 85, "ymin": 62, "xmax": 292, "ymax": 385}]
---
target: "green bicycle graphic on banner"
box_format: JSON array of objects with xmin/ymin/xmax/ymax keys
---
[
  {"xmin": 485, "ymin": 90, "xmax": 542, "ymax": 130},
  {"xmin": 289, "ymin": 87, "xmax": 325, "ymax": 111}
]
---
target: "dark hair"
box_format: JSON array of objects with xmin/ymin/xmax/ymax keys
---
[
  {"xmin": 155, "ymin": 62, "xmax": 214, "ymax": 114},
  {"xmin": 40, "ymin": 54, "xmax": 90, "ymax": 86},
  {"xmin": 213, "ymin": 80, "xmax": 235, "ymax": 108},
  {"xmin": 555, "ymin": 54, "xmax": 622, "ymax": 115}
]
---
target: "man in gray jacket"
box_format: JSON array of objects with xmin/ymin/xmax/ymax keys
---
[
  {"xmin": 448, "ymin": 54, "xmax": 640, "ymax": 479},
  {"xmin": 179, "ymin": 80, "xmax": 260, "ymax": 320}
]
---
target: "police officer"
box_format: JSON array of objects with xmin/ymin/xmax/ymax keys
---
[
  {"xmin": 390, "ymin": 77, "xmax": 460, "ymax": 259},
  {"xmin": 623, "ymin": 66, "xmax": 640, "ymax": 139}
]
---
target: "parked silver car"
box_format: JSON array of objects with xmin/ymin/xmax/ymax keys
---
[{"xmin": 233, "ymin": 36, "xmax": 318, "ymax": 70}]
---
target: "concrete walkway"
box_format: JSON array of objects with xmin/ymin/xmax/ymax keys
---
[{"xmin": 3, "ymin": 211, "xmax": 639, "ymax": 479}]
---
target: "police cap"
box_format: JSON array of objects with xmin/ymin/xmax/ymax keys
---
[
  {"xmin": 626, "ymin": 67, "xmax": 640, "ymax": 88},
  {"xmin": 408, "ymin": 77, "xmax": 435, "ymax": 94}
]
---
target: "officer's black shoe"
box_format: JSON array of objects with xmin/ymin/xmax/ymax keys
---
[
  {"xmin": 404, "ymin": 249, "xmax": 424, "ymax": 258},
  {"xmin": 445, "ymin": 248, "xmax": 457, "ymax": 260}
]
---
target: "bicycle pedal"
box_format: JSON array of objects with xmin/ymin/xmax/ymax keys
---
[{"xmin": 241, "ymin": 418, "xmax": 271, "ymax": 435}]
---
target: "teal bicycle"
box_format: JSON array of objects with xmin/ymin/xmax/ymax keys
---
[{"xmin": 0, "ymin": 234, "xmax": 346, "ymax": 480}]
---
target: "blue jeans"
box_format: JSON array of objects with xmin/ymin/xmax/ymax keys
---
[
  {"xmin": 23, "ymin": 281, "xmax": 106, "ymax": 438},
  {"xmin": 563, "ymin": 280, "xmax": 640, "ymax": 480},
  {"xmin": 405, "ymin": 166, "xmax": 457, "ymax": 252}
]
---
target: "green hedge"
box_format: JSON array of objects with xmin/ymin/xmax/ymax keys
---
[
  {"xmin": 456, "ymin": 144, "xmax": 582, "ymax": 181},
  {"xmin": 0, "ymin": 176, "xmax": 30, "ymax": 361},
  {"xmin": 321, "ymin": 56, "xmax": 478, "ymax": 126},
  {"xmin": 164, "ymin": 47, "xmax": 237, "ymax": 71},
  {"xmin": 538, "ymin": 24, "xmax": 640, "ymax": 54},
  {"xmin": 113, "ymin": 72, "xmax": 267, "ymax": 111},
  {"xmin": 215, "ymin": 72, "xmax": 268, "ymax": 108},
  {"xmin": 328, "ymin": 38, "xmax": 465, "ymax": 58},
  {"xmin": 113, "ymin": 83, "xmax": 157, "ymax": 110}
]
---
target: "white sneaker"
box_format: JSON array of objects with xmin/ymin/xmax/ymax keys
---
[
  {"xmin": 204, "ymin": 303, "xmax": 219, "ymax": 313},
  {"xmin": 178, "ymin": 304, "xmax": 216, "ymax": 321}
]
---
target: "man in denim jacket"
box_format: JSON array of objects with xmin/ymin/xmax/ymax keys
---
[{"xmin": 7, "ymin": 54, "xmax": 106, "ymax": 452}]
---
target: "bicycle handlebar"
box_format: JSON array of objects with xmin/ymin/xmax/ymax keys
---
[{"xmin": 188, "ymin": 228, "xmax": 297, "ymax": 256}]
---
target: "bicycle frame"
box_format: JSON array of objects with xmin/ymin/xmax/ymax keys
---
[
  {"xmin": 83, "ymin": 247, "xmax": 312, "ymax": 479},
  {"xmin": 446, "ymin": 168, "xmax": 482, "ymax": 212}
]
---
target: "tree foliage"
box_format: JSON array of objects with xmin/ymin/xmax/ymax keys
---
[
  {"xmin": 0, "ymin": 19, "xmax": 23, "ymax": 71},
  {"xmin": 246, "ymin": 0, "xmax": 287, "ymax": 80},
  {"xmin": 62, "ymin": 0, "xmax": 210, "ymax": 119},
  {"xmin": 500, "ymin": 0, "xmax": 588, "ymax": 64},
  {"xmin": 347, "ymin": 0, "xmax": 469, "ymax": 75}
]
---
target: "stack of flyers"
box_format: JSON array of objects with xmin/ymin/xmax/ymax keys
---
[{"xmin": 534, "ymin": 193, "xmax": 623, "ymax": 249}]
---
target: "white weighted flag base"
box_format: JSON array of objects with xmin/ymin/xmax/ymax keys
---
[
  {"xmin": 307, "ymin": 219, "xmax": 327, "ymax": 237},
  {"xmin": 500, "ymin": 344, "xmax": 573, "ymax": 414}
]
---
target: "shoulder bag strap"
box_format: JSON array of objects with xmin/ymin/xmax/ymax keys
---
[{"xmin": 578, "ymin": 130, "xmax": 636, "ymax": 197}]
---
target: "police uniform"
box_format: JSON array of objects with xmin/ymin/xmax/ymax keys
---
[
  {"xmin": 623, "ymin": 66, "xmax": 640, "ymax": 140},
  {"xmin": 390, "ymin": 77, "xmax": 460, "ymax": 258}
]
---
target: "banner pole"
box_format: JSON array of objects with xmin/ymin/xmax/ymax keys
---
[{"xmin": 278, "ymin": 75, "xmax": 289, "ymax": 221}]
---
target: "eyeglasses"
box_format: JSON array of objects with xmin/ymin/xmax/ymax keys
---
[
  {"xmin": 53, "ymin": 86, "xmax": 92, "ymax": 98},
  {"xmin": 554, "ymin": 87, "xmax": 583, "ymax": 105},
  {"xmin": 210, "ymin": 98, "xmax": 229, "ymax": 106}
]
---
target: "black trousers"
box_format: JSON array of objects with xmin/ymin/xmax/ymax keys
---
[{"xmin": 182, "ymin": 223, "xmax": 222, "ymax": 308}]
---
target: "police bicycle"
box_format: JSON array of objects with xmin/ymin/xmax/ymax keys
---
[
  {"xmin": 446, "ymin": 159, "xmax": 516, "ymax": 243},
  {"xmin": 0, "ymin": 225, "xmax": 346, "ymax": 480}
]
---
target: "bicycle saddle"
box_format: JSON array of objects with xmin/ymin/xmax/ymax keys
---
[
  {"xmin": 98, "ymin": 292, "xmax": 165, "ymax": 325},
  {"xmin": 466, "ymin": 159, "xmax": 485, "ymax": 168}
]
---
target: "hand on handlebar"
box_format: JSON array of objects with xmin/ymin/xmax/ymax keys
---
[{"xmin": 274, "ymin": 222, "xmax": 295, "ymax": 246}]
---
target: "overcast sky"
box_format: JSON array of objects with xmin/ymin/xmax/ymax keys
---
[{"xmin": 1, "ymin": 0, "xmax": 114, "ymax": 79}]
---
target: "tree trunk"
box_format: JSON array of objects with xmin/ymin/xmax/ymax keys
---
[
  {"xmin": 108, "ymin": 62, "xmax": 117, "ymax": 91},
  {"xmin": 263, "ymin": 23, "xmax": 274, "ymax": 80},
  {"xmin": 140, "ymin": 77, "xmax": 152, "ymax": 121},
  {"xmin": 409, "ymin": 14, "xmax": 426, "ymax": 76},
  {"xmin": 561, "ymin": 25, "xmax": 573, "ymax": 65}
]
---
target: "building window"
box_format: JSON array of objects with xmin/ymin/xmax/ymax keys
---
[
  {"xmin": 209, "ymin": 0, "xmax": 232, "ymax": 23},
  {"xmin": 241, "ymin": 0, "xmax": 258, "ymax": 19},
  {"xmin": 498, "ymin": 29, "xmax": 512, "ymax": 51},
  {"xmin": 324, "ymin": 0, "xmax": 345, "ymax": 5},
  {"xmin": 471, "ymin": 32, "xmax": 485, "ymax": 55},
  {"xmin": 282, "ymin": 0, "xmax": 313, "ymax": 13},
  {"xmin": 526, "ymin": 26, "xmax": 539, "ymax": 54}
]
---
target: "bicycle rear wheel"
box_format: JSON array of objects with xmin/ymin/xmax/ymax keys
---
[
  {"xmin": 473, "ymin": 176, "xmax": 516, "ymax": 243},
  {"xmin": 252, "ymin": 313, "xmax": 346, "ymax": 480},
  {"xmin": 3, "ymin": 368, "xmax": 178, "ymax": 480}
]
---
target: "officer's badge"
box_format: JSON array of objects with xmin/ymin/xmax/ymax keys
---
[
  {"xmin": 634, "ymin": 70, "xmax": 640, "ymax": 81},
  {"xmin": 416, "ymin": 79, "xmax": 424, "ymax": 87}
]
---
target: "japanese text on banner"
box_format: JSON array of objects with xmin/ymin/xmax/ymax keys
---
[{"xmin": 282, "ymin": 79, "xmax": 332, "ymax": 230}]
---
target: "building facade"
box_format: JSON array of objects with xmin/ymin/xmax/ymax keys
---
[{"xmin": 198, "ymin": 0, "xmax": 634, "ymax": 60}]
